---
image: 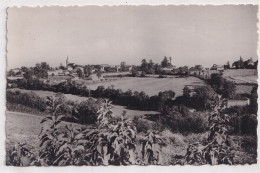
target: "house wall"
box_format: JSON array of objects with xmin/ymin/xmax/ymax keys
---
[{"xmin": 227, "ymin": 99, "xmax": 250, "ymax": 108}]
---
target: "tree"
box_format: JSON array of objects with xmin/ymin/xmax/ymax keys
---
[
  {"xmin": 131, "ymin": 67, "xmax": 139, "ymax": 77},
  {"xmin": 239, "ymin": 56, "xmax": 244, "ymax": 69},
  {"xmin": 194, "ymin": 65, "xmax": 203, "ymax": 71},
  {"xmin": 84, "ymin": 65, "xmax": 92, "ymax": 77},
  {"xmin": 148, "ymin": 60, "xmax": 155, "ymax": 74},
  {"xmin": 72, "ymin": 98, "xmax": 99, "ymax": 124},
  {"xmin": 97, "ymin": 66, "xmax": 102, "ymax": 78},
  {"xmin": 23, "ymin": 69, "xmax": 34, "ymax": 80},
  {"xmin": 222, "ymin": 81, "xmax": 236, "ymax": 99},
  {"xmin": 208, "ymin": 73, "xmax": 224, "ymax": 92},
  {"xmin": 21, "ymin": 66, "xmax": 29, "ymax": 72},
  {"xmin": 254, "ymin": 60, "xmax": 258, "ymax": 69},
  {"xmin": 40, "ymin": 62, "xmax": 50, "ymax": 71},
  {"xmin": 224, "ymin": 61, "xmax": 230, "ymax": 69},
  {"xmin": 178, "ymin": 66, "xmax": 189, "ymax": 75},
  {"xmin": 120, "ymin": 62, "xmax": 126, "ymax": 72},
  {"xmin": 232, "ymin": 56, "xmax": 245, "ymax": 69},
  {"xmin": 193, "ymin": 86, "xmax": 217, "ymax": 110},
  {"xmin": 249, "ymin": 86, "xmax": 258, "ymax": 114},
  {"xmin": 140, "ymin": 59, "xmax": 148, "ymax": 73},
  {"xmin": 161, "ymin": 56, "xmax": 169, "ymax": 68},
  {"xmin": 183, "ymin": 86, "xmax": 191, "ymax": 99},
  {"xmin": 76, "ymin": 69, "xmax": 83, "ymax": 78},
  {"xmin": 158, "ymin": 90, "xmax": 175, "ymax": 111}
]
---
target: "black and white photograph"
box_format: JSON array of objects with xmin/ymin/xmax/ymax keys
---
[{"xmin": 5, "ymin": 5, "xmax": 258, "ymax": 166}]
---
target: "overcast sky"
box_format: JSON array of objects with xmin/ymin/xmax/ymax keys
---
[{"xmin": 7, "ymin": 5, "xmax": 258, "ymax": 69}]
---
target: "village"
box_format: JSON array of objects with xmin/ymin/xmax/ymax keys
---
[
  {"xmin": 5, "ymin": 4, "xmax": 259, "ymax": 166},
  {"xmin": 7, "ymin": 56, "xmax": 257, "ymax": 109}
]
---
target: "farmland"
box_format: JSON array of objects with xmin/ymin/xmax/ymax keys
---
[
  {"xmin": 85, "ymin": 76, "xmax": 205, "ymax": 97},
  {"xmin": 221, "ymin": 69, "xmax": 257, "ymax": 95},
  {"xmin": 223, "ymin": 69, "xmax": 257, "ymax": 84},
  {"xmin": 7, "ymin": 88, "xmax": 159, "ymax": 118}
]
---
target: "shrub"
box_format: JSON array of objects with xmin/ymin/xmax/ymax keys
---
[
  {"xmin": 184, "ymin": 97, "xmax": 235, "ymax": 165},
  {"xmin": 6, "ymin": 90, "xmax": 46, "ymax": 111},
  {"xmin": 71, "ymin": 98, "xmax": 100, "ymax": 124}
]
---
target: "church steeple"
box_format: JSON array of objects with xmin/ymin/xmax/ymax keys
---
[{"xmin": 66, "ymin": 56, "xmax": 69, "ymax": 68}]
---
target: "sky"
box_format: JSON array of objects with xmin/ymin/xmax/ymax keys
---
[{"xmin": 7, "ymin": 5, "xmax": 258, "ymax": 69}]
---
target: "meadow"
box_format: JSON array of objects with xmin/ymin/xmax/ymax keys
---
[
  {"xmin": 8, "ymin": 88, "xmax": 159, "ymax": 118},
  {"xmin": 223, "ymin": 69, "xmax": 257, "ymax": 84},
  {"xmin": 85, "ymin": 76, "xmax": 205, "ymax": 97}
]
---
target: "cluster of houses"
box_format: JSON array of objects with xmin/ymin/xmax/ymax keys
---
[
  {"xmin": 159, "ymin": 64, "xmax": 225, "ymax": 78},
  {"xmin": 46, "ymin": 58, "xmax": 133, "ymax": 83}
]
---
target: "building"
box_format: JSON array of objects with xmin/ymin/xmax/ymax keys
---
[
  {"xmin": 227, "ymin": 98, "xmax": 250, "ymax": 108},
  {"xmin": 211, "ymin": 64, "xmax": 224, "ymax": 71}
]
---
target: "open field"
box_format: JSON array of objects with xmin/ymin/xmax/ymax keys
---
[
  {"xmin": 236, "ymin": 85, "xmax": 255, "ymax": 94},
  {"xmin": 86, "ymin": 76, "xmax": 205, "ymax": 97},
  {"xmin": 5, "ymin": 111, "xmax": 85, "ymax": 149},
  {"xmin": 8, "ymin": 88, "xmax": 159, "ymax": 118},
  {"xmin": 223, "ymin": 69, "xmax": 257, "ymax": 84},
  {"xmin": 223, "ymin": 69, "xmax": 257, "ymax": 77},
  {"xmin": 224, "ymin": 76, "xmax": 257, "ymax": 84}
]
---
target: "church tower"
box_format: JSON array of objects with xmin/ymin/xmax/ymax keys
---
[{"xmin": 66, "ymin": 56, "xmax": 69, "ymax": 68}]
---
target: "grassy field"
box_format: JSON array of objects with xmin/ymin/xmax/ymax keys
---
[
  {"xmin": 5, "ymin": 111, "xmax": 85, "ymax": 148},
  {"xmin": 5, "ymin": 111, "xmax": 202, "ymax": 165},
  {"xmin": 8, "ymin": 88, "xmax": 159, "ymax": 118},
  {"xmin": 223, "ymin": 69, "xmax": 257, "ymax": 84},
  {"xmin": 236, "ymin": 85, "xmax": 255, "ymax": 94},
  {"xmin": 225, "ymin": 76, "xmax": 257, "ymax": 84},
  {"xmin": 6, "ymin": 111, "xmax": 256, "ymax": 165},
  {"xmin": 86, "ymin": 76, "xmax": 205, "ymax": 97}
]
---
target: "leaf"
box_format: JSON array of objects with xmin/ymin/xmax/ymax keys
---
[
  {"xmin": 75, "ymin": 145, "xmax": 85, "ymax": 151},
  {"xmin": 75, "ymin": 133, "xmax": 83, "ymax": 140},
  {"xmin": 57, "ymin": 143, "xmax": 68, "ymax": 156},
  {"xmin": 102, "ymin": 153, "xmax": 110, "ymax": 166},
  {"xmin": 97, "ymin": 145, "xmax": 102, "ymax": 155},
  {"xmin": 40, "ymin": 116, "xmax": 52, "ymax": 124},
  {"xmin": 56, "ymin": 115, "xmax": 65, "ymax": 122},
  {"xmin": 39, "ymin": 136, "xmax": 51, "ymax": 147},
  {"xmin": 20, "ymin": 156, "xmax": 31, "ymax": 166},
  {"xmin": 128, "ymin": 149, "xmax": 136, "ymax": 164}
]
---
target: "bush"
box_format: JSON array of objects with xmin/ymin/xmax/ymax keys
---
[
  {"xmin": 72, "ymin": 98, "xmax": 101, "ymax": 124},
  {"xmin": 158, "ymin": 75, "xmax": 167, "ymax": 78},
  {"xmin": 6, "ymin": 90, "xmax": 46, "ymax": 111}
]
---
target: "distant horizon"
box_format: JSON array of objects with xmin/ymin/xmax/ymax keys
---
[
  {"xmin": 7, "ymin": 5, "xmax": 258, "ymax": 70},
  {"xmin": 7, "ymin": 55, "xmax": 258, "ymax": 70}
]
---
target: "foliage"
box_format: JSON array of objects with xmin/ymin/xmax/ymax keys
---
[
  {"xmin": 71, "ymin": 98, "xmax": 101, "ymax": 124},
  {"xmin": 161, "ymin": 56, "xmax": 172, "ymax": 68},
  {"xmin": 184, "ymin": 96, "xmax": 235, "ymax": 165},
  {"xmin": 76, "ymin": 69, "xmax": 83, "ymax": 78},
  {"xmin": 161, "ymin": 105, "xmax": 207, "ymax": 133},
  {"xmin": 249, "ymin": 85, "xmax": 258, "ymax": 114},
  {"xmin": 6, "ymin": 90, "xmax": 46, "ymax": 111},
  {"xmin": 192, "ymin": 86, "xmax": 218, "ymax": 110},
  {"xmin": 84, "ymin": 65, "xmax": 92, "ymax": 77},
  {"xmin": 96, "ymin": 66, "xmax": 102, "ymax": 78},
  {"xmin": 12, "ymin": 77, "xmax": 178, "ymax": 111},
  {"xmin": 7, "ymin": 142, "xmax": 40, "ymax": 166},
  {"xmin": 131, "ymin": 67, "xmax": 139, "ymax": 77},
  {"xmin": 232, "ymin": 57, "xmax": 257, "ymax": 69},
  {"xmin": 140, "ymin": 131, "xmax": 165, "ymax": 165},
  {"xmin": 8, "ymin": 94, "xmax": 146, "ymax": 166},
  {"xmin": 208, "ymin": 73, "xmax": 236, "ymax": 99}
]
